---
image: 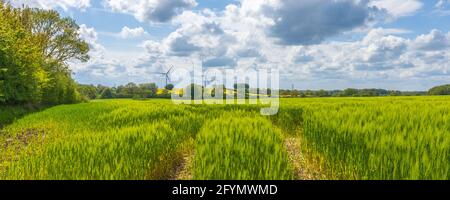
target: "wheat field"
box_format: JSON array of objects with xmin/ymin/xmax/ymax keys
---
[{"xmin": 0, "ymin": 97, "xmax": 449, "ymax": 180}]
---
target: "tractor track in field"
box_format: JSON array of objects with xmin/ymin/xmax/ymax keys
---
[
  {"xmin": 284, "ymin": 130, "xmax": 325, "ymax": 180},
  {"xmin": 171, "ymin": 150, "xmax": 195, "ymax": 180},
  {"xmin": 285, "ymin": 136, "xmax": 313, "ymax": 180}
]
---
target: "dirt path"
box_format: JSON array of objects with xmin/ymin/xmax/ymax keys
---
[
  {"xmin": 285, "ymin": 132, "xmax": 325, "ymax": 180},
  {"xmin": 170, "ymin": 130, "xmax": 322, "ymax": 180},
  {"xmin": 285, "ymin": 136, "xmax": 313, "ymax": 180},
  {"xmin": 171, "ymin": 150, "xmax": 195, "ymax": 180}
]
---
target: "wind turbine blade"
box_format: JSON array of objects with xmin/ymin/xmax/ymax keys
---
[{"xmin": 167, "ymin": 65, "xmax": 174, "ymax": 74}]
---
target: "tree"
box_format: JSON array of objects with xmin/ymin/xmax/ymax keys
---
[
  {"xmin": 0, "ymin": 68, "xmax": 5, "ymax": 102},
  {"xmin": 0, "ymin": 2, "xmax": 88, "ymax": 105},
  {"xmin": 125, "ymin": 82, "xmax": 139, "ymax": 95},
  {"xmin": 389, "ymin": 90, "xmax": 401, "ymax": 96},
  {"xmin": 115, "ymin": 83, "xmax": 139, "ymax": 98},
  {"xmin": 100, "ymin": 88, "xmax": 114, "ymax": 99},
  {"xmin": 165, "ymin": 84, "xmax": 174, "ymax": 91},
  {"xmin": 0, "ymin": 3, "xmax": 47, "ymax": 104},
  {"xmin": 77, "ymin": 84, "xmax": 97, "ymax": 99},
  {"xmin": 343, "ymin": 88, "xmax": 358, "ymax": 97},
  {"xmin": 291, "ymin": 90, "xmax": 300, "ymax": 98},
  {"xmin": 305, "ymin": 90, "xmax": 314, "ymax": 97},
  {"xmin": 139, "ymin": 83, "xmax": 158, "ymax": 98},
  {"xmin": 316, "ymin": 89, "xmax": 330, "ymax": 97},
  {"xmin": 24, "ymin": 8, "xmax": 89, "ymax": 64},
  {"xmin": 428, "ymin": 84, "xmax": 450, "ymax": 95}
]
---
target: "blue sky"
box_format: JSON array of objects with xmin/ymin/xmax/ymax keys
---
[{"xmin": 10, "ymin": 0, "xmax": 450, "ymax": 90}]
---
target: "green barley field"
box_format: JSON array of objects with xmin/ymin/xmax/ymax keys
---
[{"xmin": 0, "ymin": 97, "xmax": 449, "ymax": 180}]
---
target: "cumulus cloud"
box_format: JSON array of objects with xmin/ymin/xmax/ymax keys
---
[
  {"xmin": 78, "ymin": 25, "xmax": 98, "ymax": 43},
  {"xmin": 259, "ymin": 0, "xmax": 380, "ymax": 45},
  {"xmin": 287, "ymin": 28, "xmax": 450, "ymax": 79},
  {"xmin": 235, "ymin": 48, "xmax": 261, "ymax": 58},
  {"xmin": 412, "ymin": 29, "xmax": 450, "ymax": 51},
  {"xmin": 162, "ymin": 10, "xmax": 235, "ymax": 58},
  {"xmin": 370, "ymin": 0, "xmax": 423, "ymax": 17},
  {"xmin": 75, "ymin": 25, "xmax": 108, "ymax": 72},
  {"xmin": 434, "ymin": 0, "xmax": 450, "ymax": 15},
  {"xmin": 436, "ymin": 0, "xmax": 450, "ymax": 8},
  {"xmin": 78, "ymin": 24, "xmax": 104, "ymax": 51},
  {"xmin": 75, "ymin": 26, "xmax": 156, "ymax": 84},
  {"xmin": 164, "ymin": 32, "xmax": 201, "ymax": 56},
  {"xmin": 103, "ymin": 0, "xmax": 197, "ymax": 23},
  {"xmin": 119, "ymin": 26, "xmax": 148, "ymax": 39},
  {"xmin": 203, "ymin": 57, "xmax": 237, "ymax": 67},
  {"xmin": 142, "ymin": 40, "xmax": 163, "ymax": 55},
  {"xmin": 361, "ymin": 29, "xmax": 409, "ymax": 63},
  {"xmin": 69, "ymin": 0, "xmax": 450, "ymax": 90},
  {"xmin": 9, "ymin": 0, "xmax": 90, "ymax": 11},
  {"xmin": 138, "ymin": 1, "xmax": 444, "ymax": 75}
]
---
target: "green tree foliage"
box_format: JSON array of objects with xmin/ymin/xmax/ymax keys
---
[
  {"xmin": 77, "ymin": 84, "xmax": 98, "ymax": 100},
  {"xmin": 279, "ymin": 88, "xmax": 426, "ymax": 98},
  {"xmin": 140, "ymin": 83, "xmax": 158, "ymax": 98},
  {"xmin": 428, "ymin": 84, "xmax": 450, "ymax": 95},
  {"xmin": 99, "ymin": 88, "xmax": 114, "ymax": 99},
  {"xmin": 116, "ymin": 83, "xmax": 140, "ymax": 98},
  {"xmin": 0, "ymin": 3, "xmax": 46, "ymax": 104},
  {"xmin": 25, "ymin": 9, "xmax": 89, "ymax": 63},
  {"xmin": 0, "ymin": 2, "xmax": 89, "ymax": 105},
  {"xmin": 90, "ymin": 82, "xmax": 162, "ymax": 99},
  {"xmin": 164, "ymin": 84, "xmax": 174, "ymax": 91}
]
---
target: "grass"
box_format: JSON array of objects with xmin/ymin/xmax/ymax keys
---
[
  {"xmin": 0, "ymin": 97, "xmax": 449, "ymax": 180},
  {"xmin": 283, "ymin": 97, "xmax": 450, "ymax": 180},
  {"xmin": 193, "ymin": 113, "xmax": 293, "ymax": 180},
  {"xmin": 0, "ymin": 104, "xmax": 45, "ymax": 128}
]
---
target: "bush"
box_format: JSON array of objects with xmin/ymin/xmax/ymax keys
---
[{"xmin": 428, "ymin": 84, "xmax": 450, "ymax": 96}]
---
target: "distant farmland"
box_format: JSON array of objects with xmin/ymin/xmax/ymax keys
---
[{"xmin": 0, "ymin": 97, "xmax": 449, "ymax": 180}]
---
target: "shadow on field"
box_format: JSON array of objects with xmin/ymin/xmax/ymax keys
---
[{"xmin": 0, "ymin": 104, "xmax": 49, "ymax": 129}]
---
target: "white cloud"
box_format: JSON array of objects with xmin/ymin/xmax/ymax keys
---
[
  {"xmin": 103, "ymin": 0, "xmax": 197, "ymax": 23},
  {"xmin": 119, "ymin": 26, "xmax": 148, "ymax": 39},
  {"xmin": 412, "ymin": 29, "xmax": 450, "ymax": 51},
  {"xmin": 161, "ymin": 10, "xmax": 234, "ymax": 58},
  {"xmin": 370, "ymin": 0, "xmax": 423, "ymax": 17},
  {"xmin": 435, "ymin": 0, "xmax": 450, "ymax": 16},
  {"xmin": 142, "ymin": 40, "xmax": 163, "ymax": 55},
  {"xmin": 259, "ymin": 0, "xmax": 381, "ymax": 45},
  {"xmin": 378, "ymin": 28, "xmax": 412, "ymax": 35},
  {"xmin": 284, "ymin": 27, "xmax": 450, "ymax": 86},
  {"xmin": 75, "ymin": 25, "xmax": 107, "ymax": 71},
  {"xmin": 69, "ymin": 0, "xmax": 450, "ymax": 90},
  {"xmin": 360, "ymin": 29, "xmax": 409, "ymax": 64},
  {"xmin": 136, "ymin": 2, "xmax": 447, "ymax": 80},
  {"xmin": 78, "ymin": 24, "xmax": 98, "ymax": 44},
  {"xmin": 436, "ymin": 0, "xmax": 450, "ymax": 8},
  {"xmin": 9, "ymin": 0, "xmax": 91, "ymax": 11}
]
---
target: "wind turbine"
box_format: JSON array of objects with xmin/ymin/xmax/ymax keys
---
[
  {"xmin": 203, "ymin": 74, "xmax": 217, "ymax": 87},
  {"xmin": 154, "ymin": 65, "xmax": 174, "ymax": 86}
]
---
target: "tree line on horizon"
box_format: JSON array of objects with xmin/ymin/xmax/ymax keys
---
[
  {"xmin": 77, "ymin": 82, "xmax": 450, "ymax": 100},
  {"xmin": 279, "ymin": 88, "xmax": 429, "ymax": 98},
  {"xmin": 77, "ymin": 83, "xmax": 174, "ymax": 100},
  {"xmin": 428, "ymin": 84, "xmax": 450, "ymax": 96}
]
